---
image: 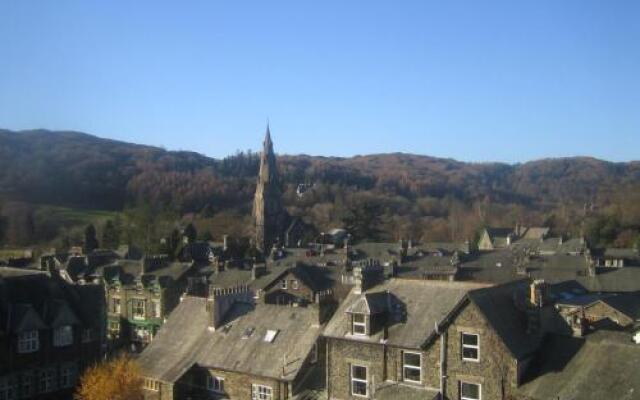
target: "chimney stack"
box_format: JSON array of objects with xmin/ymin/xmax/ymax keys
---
[{"xmin": 207, "ymin": 284, "xmax": 253, "ymax": 331}]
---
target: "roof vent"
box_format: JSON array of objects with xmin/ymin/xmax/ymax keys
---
[{"xmin": 242, "ymin": 327, "xmax": 255, "ymax": 339}]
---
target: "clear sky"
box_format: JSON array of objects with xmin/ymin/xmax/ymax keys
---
[{"xmin": 0, "ymin": 1, "xmax": 638, "ymax": 162}]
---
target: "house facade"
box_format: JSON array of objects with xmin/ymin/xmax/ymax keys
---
[{"xmin": 0, "ymin": 267, "xmax": 104, "ymax": 400}]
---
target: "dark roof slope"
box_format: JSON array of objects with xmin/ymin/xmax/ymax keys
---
[
  {"xmin": 468, "ymin": 280, "xmax": 541, "ymax": 359},
  {"xmin": 518, "ymin": 331, "xmax": 640, "ymax": 400}
]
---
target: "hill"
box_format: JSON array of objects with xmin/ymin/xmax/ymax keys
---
[{"xmin": 1, "ymin": 129, "xmax": 639, "ymax": 248}]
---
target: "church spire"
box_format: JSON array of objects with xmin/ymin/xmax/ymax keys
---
[{"xmin": 253, "ymin": 125, "xmax": 286, "ymax": 254}]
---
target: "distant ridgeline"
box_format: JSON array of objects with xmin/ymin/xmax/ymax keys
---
[{"xmin": 1, "ymin": 128, "xmax": 640, "ymax": 248}]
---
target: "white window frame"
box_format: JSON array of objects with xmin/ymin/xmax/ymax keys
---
[
  {"xmin": 460, "ymin": 381, "xmax": 481, "ymax": 400},
  {"xmin": 17, "ymin": 330, "xmax": 39, "ymax": 354},
  {"xmin": 402, "ymin": 351, "xmax": 422, "ymax": 383},
  {"xmin": 60, "ymin": 364, "xmax": 75, "ymax": 388},
  {"xmin": 151, "ymin": 299, "xmax": 161, "ymax": 318},
  {"xmin": 291, "ymin": 279, "xmax": 299, "ymax": 290},
  {"xmin": 461, "ymin": 332, "xmax": 480, "ymax": 362},
  {"xmin": 53, "ymin": 325, "xmax": 73, "ymax": 347},
  {"xmin": 40, "ymin": 369, "xmax": 55, "ymax": 393},
  {"xmin": 352, "ymin": 313, "xmax": 367, "ymax": 336},
  {"xmin": 144, "ymin": 378, "xmax": 160, "ymax": 391},
  {"xmin": 280, "ymin": 279, "xmax": 288, "ymax": 290},
  {"xmin": 0, "ymin": 376, "xmax": 17, "ymax": 400},
  {"xmin": 350, "ymin": 364, "xmax": 368, "ymax": 397},
  {"xmin": 251, "ymin": 384, "xmax": 273, "ymax": 400},
  {"xmin": 21, "ymin": 372, "xmax": 34, "ymax": 398},
  {"xmin": 112, "ymin": 297, "xmax": 121, "ymax": 314},
  {"xmin": 206, "ymin": 375, "xmax": 224, "ymax": 393},
  {"xmin": 132, "ymin": 299, "xmax": 146, "ymax": 320}
]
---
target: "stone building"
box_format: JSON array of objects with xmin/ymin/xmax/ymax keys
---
[
  {"xmin": 0, "ymin": 267, "xmax": 104, "ymax": 400},
  {"xmin": 253, "ymin": 125, "xmax": 289, "ymax": 255},
  {"xmin": 102, "ymin": 258, "xmax": 193, "ymax": 351},
  {"xmin": 138, "ymin": 285, "xmax": 323, "ymax": 400},
  {"xmin": 323, "ymin": 278, "xmax": 544, "ymax": 400}
]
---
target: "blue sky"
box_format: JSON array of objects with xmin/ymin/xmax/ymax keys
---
[{"xmin": 0, "ymin": 1, "xmax": 638, "ymax": 162}]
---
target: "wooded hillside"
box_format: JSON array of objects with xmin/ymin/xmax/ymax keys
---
[{"xmin": 1, "ymin": 129, "xmax": 639, "ymax": 249}]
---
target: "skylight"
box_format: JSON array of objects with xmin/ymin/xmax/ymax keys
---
[{"xmin": 264, "ymin": 329, "xmax": 279, "ymax": 343}]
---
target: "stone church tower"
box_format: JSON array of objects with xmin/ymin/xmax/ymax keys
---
[{"xmin": 253, "ymin": 125, "xmax": 287, "ymax": 254}]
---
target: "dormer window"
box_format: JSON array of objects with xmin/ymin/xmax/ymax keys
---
[
  {"xmin": 17, "ymin": 330, "xmax": 39, "ymax": 353},
  {"xmin": 352, "ymin": 313, "xmax": 367, "ymax": 335},
  {"xmin": 53, "ymin": 325, "xmax": 73, "ymax": 347}
]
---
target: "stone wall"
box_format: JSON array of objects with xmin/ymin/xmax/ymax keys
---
[
  {"xmin": 443, "ymin": 302, "xmax": 518, "ymax": 400},
  {"xmin": 326, "ymin": 337, "xmax": 442, "ymax": 399}
]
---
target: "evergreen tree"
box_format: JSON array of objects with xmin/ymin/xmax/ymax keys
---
[
  {"xmin": 342, "ymin": 201, "xmax": 383, "ymax": 242},
  {"xmin": 83, "ymin": 224, "xmax": 99, "ymax": 254},
  {"xmin": 184, "ymin": 223, "xmax": 197, "ymax": 244},
  {"xmin": 102, "ymin": 220, "xmax": 120, "ymax": 249}
]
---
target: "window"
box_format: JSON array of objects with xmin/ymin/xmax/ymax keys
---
[
  {"xmin": 109, "ymin": 320, "xmax": 120, "ymax": 334},
  {"xmin": 280, "ymin": 279, "xmax": 287, "ymax": 290},
  {"xmin": 461, "ymin": 333, "xmax": 480, "ymax": 361},
  {"xmin": 132, "ymin": 299, "xmax": 146, "ymax": 319},
  {"xmin": 460, "ymin": 381, "xmax": 481, "ymax": 400},
  {"xmin": 251, "ymin": 384, "xmax": 272, "ymax": 400},
  {"xmin": 144, "ymin": 379, "xmax": 160, "ymax": 391},
  {"xmin": 206, "ymin": 375, "xmax": 224, "ymax": 393},
  {"xmin": 60, "ymin": 364, "xmax": 76, "ymax": 388},
  {"xmin": 291, "ymin": 280, "xmax": 299, "ymax": 290},
  {"xmin": 39, "ymin": 369, "xmax": 56, "ymax": 393},
  {"xmin": 352, "ymin": 313, "xmax": 367, "ymax": 335},
  {"xmin": 351, "ymin": 365, "xmax": 368, "ymax": 397},
  {"xmin": 0, "ymin": 376, "xmax": 17, "ymax": 400},
  {"xmin": 111, "ymin": 297, "xmax": 121, "ymax": 314},
  {"xmin": 403, "ymin": 352, "xmax": 421, "ymax": 383},
  {"xmin": 17, "ymin": 331, "xmax": 39, "ymax": 354},
  {"xmin": 20, "ymin": 372, "xmax": 34, "ymax": 398},
  {"xmin": 53, "ymin": 325, "xmax": 73, "ymax": 347},
  {"xmin": 131, "ymin": 326, "xmax": 152, "ymax": 343},
  {"xmin": 151, "ymin": 300, "xmax": 161, "ymax": 318},
  {"xmin": 82, "ymin": 329, "xmax": 93, "ymax": 343}
]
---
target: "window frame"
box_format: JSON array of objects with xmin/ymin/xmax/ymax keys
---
[
  {"xmin": 461, "ymin": 332, "xmax": 480, "ymax": 362},
  {"xmin": 352, "ymin": 313, "xmax": 367, "ymax": 336},
  {"xmin": 132, "ymin": 298, "xmax": 146, "ymax": 320},
  {"xmin": 291, "ymin": 279, "xmax": 299, "ymax": 290},
  {"xmin": 151, "ymin": 299, "xmax": 162, "ymax": 318},
  {"xmin": 350, "ymin": 364, "xmax": 368, "ymax": 397},
  {"xmin": 251, "ymin": 384, "xmax": 273, "ymax": 400},
  {"xmin": 206, "ymin": 375, "xmax": 224, "ymax": 393},
  {"xmin": 112, "ymin": 297, "xmax": 121, "ymax": 314},
  {"xmin": 402, "ymin": 351, "xmax": 422, "ymax": 384},
  {"xmin": 460, "ymin": 381, "xmax": 481, "ymax": 400},
  {"xmin": 280, "ymin": 279, "xmax": 288, "ymax": 290},
  {"xmin": 53, "ymin": 325, "xmax": 74, "ymax": 347},
  {"xmin": 17, "ymin": 330, "xmax": 39, "ymax": 354},
  {"xmin": 60, "ymin": 364, "xmax": 76, "ymax": 388}
]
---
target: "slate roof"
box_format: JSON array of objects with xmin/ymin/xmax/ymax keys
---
[
  {"xmin": 468, "ymin": 280, "xmax": 541, "ymax": 359},
  {"xmin": 323, "ymin": 279, "xmax": 488, "ymax": 348},
  {"xmin": 522, "ymin": 227, "xmax": 550, "ymax": 240},
  {"xmin": 139, "ymin": 297, "xmax": 321, "ymax": 383},
  {"xmin": 578, "ymin": 267, "xmax": 640, "ymax": 293},
  {"xmin": 517, "ymin": 331, "xmax": 640, "ymax": 400},
  {"xmin": 459, "ymin": 250, "xmax": 590, "ymax": 284},
  {"xmin": 0, "ymin": 267, "xmax": 104, "ymax": 336}
]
